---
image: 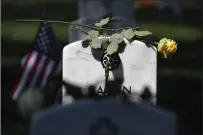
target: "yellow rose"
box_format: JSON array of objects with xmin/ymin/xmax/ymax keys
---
[{"xmin": 155, "ymin": 38, "xmax": 177, "ymax": 58}]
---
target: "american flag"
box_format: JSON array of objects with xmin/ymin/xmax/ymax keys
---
[{"xmin": 10, "ymin": 22, "xmax": 62, "ymax": 101}]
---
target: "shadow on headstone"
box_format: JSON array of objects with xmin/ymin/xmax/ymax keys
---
[
  {"xmin": 104, "ymin": 60, "xmax": 124, "ymax": 96},
  {"xmin": 91, "ymin": 48, "xmax": 105, "ymax": 61},
  {"xmin": 62, "ymin": 79, "xmax": 125, "ymax": 100},
  {"xmin": 117, "ymin": 41, "xmax": 127, "ymax": 54},
  {"xmin": 62, "ymin": 80, "xmax": 83, "ymax": 99},
  {"xmin": 62, "ymin": 48, "xmax": 125, "ymax": 99},
  {"xmin": 63, "ymin": 38, "xmax": 157, "ymax": 104},
  {"xmin": 140, "ymin": 86, "xmax": 152, "ymax": 101}
]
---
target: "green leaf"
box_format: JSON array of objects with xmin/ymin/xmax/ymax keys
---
[
  {"xmin": 100, "ymin": 17, "xmax": 110, "ymax": 25},
  {"xmin": 157, "ymin": 41, "xmax": 165, "ymax": 51},
  {"xmin": 95, "ymin": 17, "xmax": 110, "ymax": 27},
  {"xmin": 90, "ymin": 38, "xmax": 102, "ymax": 49},
  {"xmin": 107, "ymin": 42, "xmax": 119, "ymax": 55},
  {"xmin": 101, "ymin": 38, "xmax": 109, "ymax": 49},
  {"xmin": 121, "ymin": 28, "xmax": 135, "ymax": 40},
  {"xmin": 157, "ymin": 38, "xmax": 167, "ymax": 51},
  {"xmin": 102, "ymin": 42, "xmax": 109, "ymax": 50},
  {"xmin": 134, "ymin": 30, "xmax": 152, "ymax": 37},
  {"xmin": 109, "ymin": 33, "xmax": 124, "ymax": 44},
  {"xmin": 102, "ymin": 12, "xmax": 113, "ymax": 19},
  {"xmin": 84, "ymin": 35, "xmax": 91, "ymax": 40},
  {"xmin": 87, "ymin": 30, "xmax": 99, "ymax": 40},
  {"xmin": 163, "ymin": 51, "xmax": 167, "ymax": 58}
]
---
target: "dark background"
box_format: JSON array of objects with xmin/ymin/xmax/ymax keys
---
[{"xmin": 1, "ymin": 0, "xmax": 202, "ymax": 135}]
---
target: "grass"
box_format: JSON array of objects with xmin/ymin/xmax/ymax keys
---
[
  {"xmin": 1, "ymin": 57, "xmax": 21, "ymax": 66},
  {"xmin": 158, "ymin": 68, "xmax": 202, "ymax": 79},
  {"xmin": 1, "ymin": 21, "xmax": 201, "ymax": 43}
]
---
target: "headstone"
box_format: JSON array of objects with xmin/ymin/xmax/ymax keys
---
[
  {"xmin": 156, "ymin": 0, "xmax": 182, "ymax": 18},
  {"xmin": 30, "ymin": 98, "xmax": 177, "ymax": 135},
  {"xmin": 62, "ymin": 38, "xmax": 157, "ymax": 103},
  {"xmin": 68, "ymin": 0, "xmax": 135, "ymax": 43}
]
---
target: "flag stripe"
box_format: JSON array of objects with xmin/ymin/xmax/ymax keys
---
[
  {"xmin": 25, "ymin": 53, "xmax": 41, "ymax": 89},
  {"xmin": 10, "ymin": 51, "xmax": 61, "ymax": 100},
  {"xmin": 29, "ymin": 55, "xmax": 47, "ymax": 88},
  {"xmin": 10, "ymin": 53, "xmax": 32, "ymax": 99},
  {"xmin": 21, "ymin": 56, "xmax": 26, "ymax": 66},
  {"xmin": 36, "ymin": 57, "xmax": 50, "ymax": 87},
  {"xmin": 22, "ymin": 52, "xmax": 39, "ymax": 91},
  {"xmin": 11, "ymin": 52, "xmax": 38, "ymax": 100},
  {"xmin": 40, "ymin": 60, "xmax": 55, "ymax": 87}
]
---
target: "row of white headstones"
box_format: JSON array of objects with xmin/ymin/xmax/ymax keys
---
[{"xmin": 30, "ymin": 0, "xmax": 176, "ymax": 134}]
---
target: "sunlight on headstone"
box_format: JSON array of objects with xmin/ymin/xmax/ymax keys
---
[{"xmin": 62, "ymin": 38, "xmax": 157, "ymax": 103}]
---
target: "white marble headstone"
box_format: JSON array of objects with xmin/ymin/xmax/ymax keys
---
[
  {"xmin": 30, "ymin": 98, "xmax": 177, "ymax": 135},
  {"xmin": 63, "ymin": 38, "xmax": 157, "ymax": 103}
]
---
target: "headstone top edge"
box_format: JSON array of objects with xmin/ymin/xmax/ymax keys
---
[
  {"xmin": 63, "ymin": 38, "xmax": 155, "ymax": 53},
  {"xmin": 63, "ymin": 40, "xmax": 82, "ymax": 53},
  {"xmin": 35, "ymin": 98, "xmax": 175, "ymax": 120}
]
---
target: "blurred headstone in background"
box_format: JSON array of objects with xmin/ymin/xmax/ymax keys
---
[
  {"xmin": 156, "ymin": 0, "xmax": 182, "ymax": 18},
  {"xmin": 30, "ymin": 98, "xmax": 177, "ymax": 135},
  {"xmin": 68, "ymin": 0, "xmax": 136, "ymax": 43}
]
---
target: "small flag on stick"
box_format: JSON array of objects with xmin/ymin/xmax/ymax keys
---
[{"xmin": 10, "ymin": 22, "xmax": 62, "ymax": 101}]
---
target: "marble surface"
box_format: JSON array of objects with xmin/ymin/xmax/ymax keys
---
[{"xmin": 62, "ymin": 38, "xmax": 157, "ymax": 103}]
